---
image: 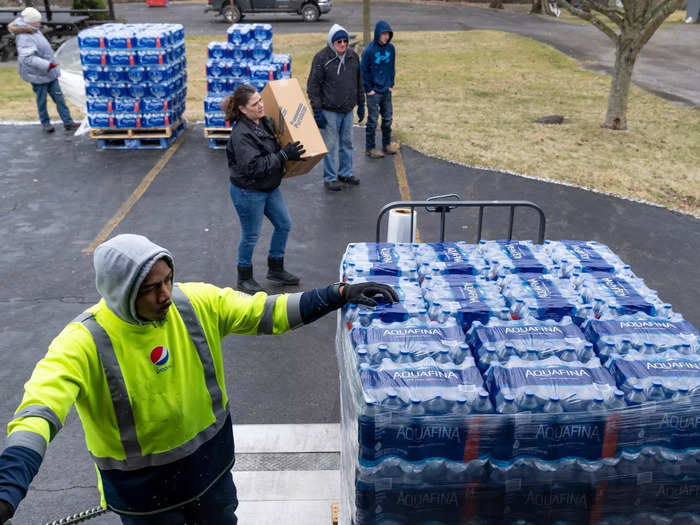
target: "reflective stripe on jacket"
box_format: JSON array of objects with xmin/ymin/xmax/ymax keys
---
[{"xmin": 7, "ymin": 283, "xmax": 301, "ymax": 512}]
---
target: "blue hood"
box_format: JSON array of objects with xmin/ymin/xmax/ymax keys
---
[{"xmin": 373, "ymin": 20, "xmax": 393, "ymax": 44}]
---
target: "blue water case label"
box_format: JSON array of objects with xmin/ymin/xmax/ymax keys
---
[
  {"xmin": 352, "ymin": 325, "xmax": 465, "ymax": 347},
  {"xmin": 522, "ymin": 277, "xmax": 577, "ymax": 321},
  {"xmin": 470, "ymin": 323, "xmax": 585, "ymax": 349},
  {"xmin": 487, "ymin": 364, "xmax": 616, "ymax": 390},
  {"xmin": 585, "ymin": 319, "xmax": 699, "ymax": 339},
  {"xmin": 597, "ymin": 276, "xmax": 654, "ymax": 315},
  {"xmin": 498, "ymin": 242, "xmax": 547, "ymax": 274},
  {"xmin": 562, "ymin": 241, "xmax": 615, "ymax": 273},
  {"xmin": 360, "ymin": 365, "xmax": 484, "ymax": 391}
]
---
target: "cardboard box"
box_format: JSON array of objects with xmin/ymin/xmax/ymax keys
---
[{"xmin": 261, "ymin": 78, "xmax": 327, "ymax": 178}]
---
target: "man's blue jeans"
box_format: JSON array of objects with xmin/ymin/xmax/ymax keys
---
[
  {"xmin": 119, "ymin": 471, "xmax": 238, "ymax": 524},
  {"xmin": 31, "ymin": 79, "xmax": 74, "ymax": 126},
  {"xmin": 365, "ymin": 91, "xmax": 393, "ymax": 151},
  {"xmin": 319, "ymin": 109, "xmax": 353, "ymax": 182},
  {"xmin": 230, "ymin": 184, "xmax": 292, "ymax": 267}
]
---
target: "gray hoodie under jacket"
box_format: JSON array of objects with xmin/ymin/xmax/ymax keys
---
[
  {"xmin": 93, "ymin": 234, "xmax": 174, "ymax": 325},
  {"xmin": 9, "ymin": 18, "xmax": 60, "ymax": 85}
]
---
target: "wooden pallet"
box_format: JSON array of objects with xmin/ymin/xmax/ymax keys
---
[
  {"xmin": 331, "ymin": 502, "xmax": 338, "ymax": 525},
  {"xmin": 89, "ymin": 118, "xmax": 183, "ymax": 139},
  {"xmin": 96, "ymin": 120, "xmax": 186, "ymax": 150},
  {"xmin": 204, "ymin": 127, "xmax": 231, "ymax": 139}
]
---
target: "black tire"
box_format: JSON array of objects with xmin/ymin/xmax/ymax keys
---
[
  {"xmin": 221, "ymin": 4, "xmax": 241, "ymax": 23},
  {"xmin": 301, "ymin": 3, "xmax": 320, "ymax": 22}
]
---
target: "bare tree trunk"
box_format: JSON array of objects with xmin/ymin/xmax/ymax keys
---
[
  {"xmin": 530, "ymin": 0, "xmax": 544, "ymax": 13},
  {"xmin": 363, "ymin": 0, "xmax": 371, "ymax": 48},
  {"xmin": 604, "ymin": 40, "xmax": 638, "ymax": 130},
  {"xmin": 490, "ymin": 0, "xmax": 504, "ymax": 9}
]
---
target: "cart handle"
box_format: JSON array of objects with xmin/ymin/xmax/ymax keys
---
[{"xmin": 376, "ymin": 200, "xmax": 546, "ymax": 244}]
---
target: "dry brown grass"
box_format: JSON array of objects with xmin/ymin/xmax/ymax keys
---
[{"xmin": 1, "ymin": 30, "xmax": 698, "ymax": 214}]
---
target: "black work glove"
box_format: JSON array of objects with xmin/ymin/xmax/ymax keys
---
[
  {"xmin": 280, "ymin": 141, "xmax": 306, "ymax": 162},
  {"xmin": 357, "ymin": 104, "xmax": 365, "ymax": 123},
  {"xmin": 313, "ymin": 108, "xmax": 327, "ymax": 129},
  {"xmin": 0, "ymin": 499, "xmax": 13, "ymax": 524},
  {"xmin": 342, "ymin": 282, "xmax": 399, "ymax": 307}
]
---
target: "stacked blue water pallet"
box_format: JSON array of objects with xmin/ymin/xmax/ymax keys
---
[
  {"xmin": 204, "ymin": 23, "xmax": 291, "ymax": 149},
  {"xmin": 79, "ymin": 24, "xmax": 187, "ymax": 148},
  {"xmin": 337, "ymin": 240, "xmax": 700, "ymax": 525}
]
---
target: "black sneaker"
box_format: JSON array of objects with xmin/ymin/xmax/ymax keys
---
[
  {"xmin": 64, "ymin": 122, "xmax": 80, "ymax": 131},
  {"xmin": 338, "ymin": 175, "xmax": 360, "ymax": 185},
  {"xmin": 43, "ymin": 124, "xmax": 55, "ymax": 133},
  {"xmin": 324, "ymin": 180, "xmax": 342, "ymax": 191}
]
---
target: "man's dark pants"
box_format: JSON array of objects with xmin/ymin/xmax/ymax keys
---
[
  {"xmin": 365, "ymin": 90, "xmax": 393, "ymax": 151},
  {"xmin": 119, "ymin": 471, "xmax": 238, "ymax": 524}
]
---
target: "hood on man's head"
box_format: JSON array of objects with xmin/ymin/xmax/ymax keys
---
[
  {"xmin": 93, "ymin": 234, "xmax": 173, "ymax": 325},
  {"xmin": 327, "ymin": 23, "xmax": 349, "ymax": 49},
  {"xmin": 373, "ymin": 20, "xmax": 393, "ymax": 44}
]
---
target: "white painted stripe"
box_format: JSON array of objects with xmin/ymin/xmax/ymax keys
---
[
  {"xmin": 235, "ymin": 500, "xmax": 334, "ymax": 525},
  {"xmin": 233, "ymin": 424, "xmax": 340, "ymax": 454},
  {"xmin": 0, "ymin": 120, "xmax": 55, "ymax": 125},
  {"xmin": 232, "ymin": 470, "xmax": 339, "ymax": 501}
]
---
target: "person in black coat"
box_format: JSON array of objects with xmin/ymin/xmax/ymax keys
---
[
  {"xmin": 307, "ymin": 24, "xmax": 365, "ymax": 191},
  {"xmin": 223, "ymin": 84, "xmax": 306, "ymax": 293}
]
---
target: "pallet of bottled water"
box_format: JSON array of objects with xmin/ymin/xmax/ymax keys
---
[
  {"xmin": 79, "ymin": 24, "xmax": 186, "ymax": 134},
  {"xmin": 336, "ymin": 241, "xmax": 700, "ymax": 525},
  {"xmin": 203, "ymin": 23, "xmax": 291, "ymax": 137}
]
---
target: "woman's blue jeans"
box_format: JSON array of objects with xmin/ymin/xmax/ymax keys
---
[
  {"xmin": 230, "ymin": 184, "xmax": 292, "ymax": 267},
  {"xmin": 31, "ymin": 79, "xmax": 74, "ymax": 126}
]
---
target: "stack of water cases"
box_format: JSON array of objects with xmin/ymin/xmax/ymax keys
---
[
  {"xmin": 337, "ymin": 240, "xmax": 700, "ymax": 525},
  {"xmin": 79, "ymin": 24, "xmax": 186, "ymax": 148},
  {"xmin": 203, "ymin": 23, "xmax": 292, "ymax": 149}
]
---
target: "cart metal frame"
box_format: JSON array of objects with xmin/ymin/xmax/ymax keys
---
[{"xmin": 376, "ymin": 197, "xmax": 546, "ymax": 244}]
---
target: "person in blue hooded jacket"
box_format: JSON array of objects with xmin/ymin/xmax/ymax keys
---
[{"xmin": 361, "ymin": 20, "xmax": 399, "ymax": 159}]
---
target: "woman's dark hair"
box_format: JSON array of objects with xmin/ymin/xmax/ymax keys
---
[{"xmin": 221, "ymin": 84, "xmax": 258, "ymax": 122}]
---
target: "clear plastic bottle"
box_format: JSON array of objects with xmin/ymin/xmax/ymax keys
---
[{"xmin": 543, "ymin": 396, "xmax": 564, "ymax": 414}]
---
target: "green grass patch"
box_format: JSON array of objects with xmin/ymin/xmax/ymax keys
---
[{"xmin": 1, "ymin": 30, "xmax": 697, "ymax": 215}]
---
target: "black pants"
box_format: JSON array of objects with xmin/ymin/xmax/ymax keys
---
[{"xmin": 119, "ymin": 471, "xmax": 238, "ymax": 524}]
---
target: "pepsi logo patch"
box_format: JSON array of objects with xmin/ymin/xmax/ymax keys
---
[{"xmin": 150, "ymin": 346, "xmax": 170, "ymax": 366}]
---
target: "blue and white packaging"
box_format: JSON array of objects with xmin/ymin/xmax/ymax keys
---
[
  {"xmin": 249, "ymin": 40, "xmax": 273, "ymax": 62},
  {"xmin": 226, "ymin": 23, "xmax": 252, "ymax": 45},
  {"xmin": 468, "ymin": 317, "xmax": 593, "ymax": 367},
  {"xmin": 249, "ymin": 62, "xmax": 278, "ymax": 81},
  {"xmin": 207, "ymin": 41, "xmax": 230, "ymax": 59},
  {"xmin": 80, "ymin": 24, "xmax": 187, "ymax": 132},
  {"xmin": 345, "ymin": 242, "xmax": 416, "ymax": 266},
  {"xmin": 351, "ymin": 321, "xmax": 467, "ymax": 365},
  {"xmin": 577, "ymin": 273, "xmax": 668, "ymax": 318},
  {"xmin": 484, "ymin": 357, "xmax": 617, "ymax": 413},
  {"xmin": 545, "ymin": 240, "xmax": 629, "ymax": 275},
  {"xmin": 204, "ymin": 111, "xmax": 228, "ymax": 128},
  {"xmin": 271, "ymin": 53, "xmax": 291, "ymax": 78},
  {"xmin": 251, "ymin": 23, "xmax": 272, "ymax": 42},
  {"xmin": 500, "ymin": 274, "xmax": 581, "ymax": 322},
  {"xmin": 584, "ymin": 315, "xmax": 699, "ymax": 362},
  {"xmin": 203, "ymin": 95, "xmax": 225, "ymax": 113},
  {"xmin": 479, "ymin": 240, "xmax": 554, "ymax": 278}
]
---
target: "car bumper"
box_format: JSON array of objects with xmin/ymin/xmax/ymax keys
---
[{"xmin": 318, "ymin": 1, "xmax": 332, "ymax": 13}]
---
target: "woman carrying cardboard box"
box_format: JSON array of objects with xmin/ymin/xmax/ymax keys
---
[{"xmin": 222, "ymin": 84, "xmax": 306, "ymax": 294}]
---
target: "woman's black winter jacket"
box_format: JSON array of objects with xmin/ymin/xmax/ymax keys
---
[{"xmin": 226, "ymin": 116, "xmax": 285, "ymax": 192}]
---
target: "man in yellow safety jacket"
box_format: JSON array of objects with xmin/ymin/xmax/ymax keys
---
[{"xmin": 0, "ymin": 233, "xmax": 397, "ymax": 524}]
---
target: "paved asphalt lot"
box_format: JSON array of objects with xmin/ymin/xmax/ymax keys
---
[
  {"xmin": 0, "ymin": 3, "xmax": 699, "ymax": 522},
  {"xmin": 1, "ymin": 122, "xmax": 699, "ymax": 523}
]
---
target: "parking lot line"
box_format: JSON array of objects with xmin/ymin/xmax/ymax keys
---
[
  {"xmin": 82, "ymin": 129, "xmax": 188, "ymax": 254},
  {"xmin": 393, "ymin": 146, "xmax": 421, "ymax": 242}
]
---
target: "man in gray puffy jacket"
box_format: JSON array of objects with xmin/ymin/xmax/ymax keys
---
[{"xmin": 9, "ymin": 8, "xmax": 79, "ymax": 133}]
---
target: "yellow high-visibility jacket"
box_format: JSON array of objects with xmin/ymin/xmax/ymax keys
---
[{"xmin": 7, "ymin": 282, "xmax": 302, "ymax": 514}]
